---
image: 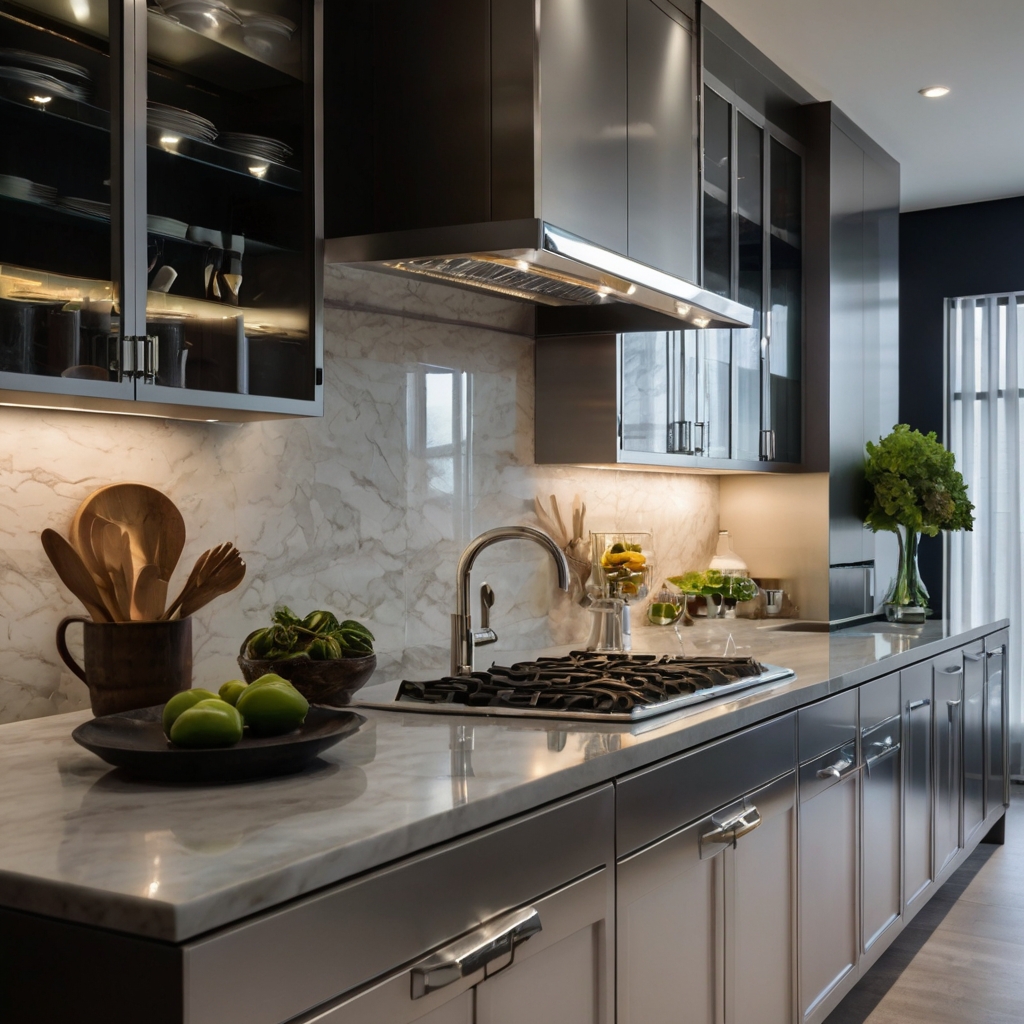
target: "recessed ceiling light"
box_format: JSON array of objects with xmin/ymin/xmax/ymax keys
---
[{"xmin": 919, "ymin": 86, "xmax": 950, "ymax": 98}]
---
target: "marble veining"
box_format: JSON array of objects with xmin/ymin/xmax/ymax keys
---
[
  {"xmin": 0, "ymin": 619, "xmax": 1002, "ymax": 942},
  {"xmin": 0, "ymin": 264, "xmax": 719, "ymax": 723}
]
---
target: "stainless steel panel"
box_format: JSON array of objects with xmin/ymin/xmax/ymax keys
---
[
  {"xmin": 798, "ymin": 689, "xmax": 857, "ymax": 763},
  {"xmin": 859, "ymin": 672, "xmax": 899, "ymax": 732},
  {"xmin": 828, "ymin": 565, "xmax": 874, "ymax": 622},
  {"xmin": 617, "ymin": 816, "xmax": 718, "ymax": 1024},
  {"xmin": 986, "ymin": 631, "xmax": 1009, "ymax": 811},
  {"xmin": 861, "ymin": 719, "xmax": 901, "ymax": 952},
  {"xmin": 933, "ymin": 653, "xmax": 963, "ymax": 874},
  {"xmin": 307, "ymin": 869, "xmax": 610, "ymax": 1024},
  {"xmin": 799, "ymin": 768, "xmax": 859, "ymax": 1019},
  {"xmin": 626, "ymin": 0, "xmax": 696, "ymax": 281},
  {"xmin": 828, "ymin": 126, "xmax": 867, "ymax": 569},
  {"xmin": 535, "ymin": 334, "xmax": 619, "ymax": 465},
  {"xmin": 962, "ymin": 643, "xmax": 986, "ymax": 841},
  {"xmin": 616, "ymin": 713, "xmax": 796, "ymax": 856},
  {"xmin": 901, "ymin": 661, "xmax": 933, "ymax": 912},
  {"xmin": 539, "ymin": 0, "xmax": 628, "ymax": 253},
  {"xmin": 184, "ymin": 786, "xmax": 614, "ymax": 1024},
  {"xmin": 726, "ymin": 773, "xmax": 797, "ymax": 1024}
]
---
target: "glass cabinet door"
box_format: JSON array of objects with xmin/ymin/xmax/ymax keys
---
[
  {"xmin": 701, "ymin": 87, "xmax": 730, "ymax": 299},
  {"xmin": 0, "ymin": 0, "xmax": 132, "ymax": 398},
  {"xmin": 140, "ymin": 0, "xmax": 316, "ymax": 408}
]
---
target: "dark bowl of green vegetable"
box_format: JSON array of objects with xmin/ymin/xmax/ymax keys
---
[{"xmin": 238, "ymin": 607, "xmax": 378, "ymax": 707}]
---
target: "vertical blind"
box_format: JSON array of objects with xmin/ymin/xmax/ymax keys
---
[{"xmin": 946, "ymin": 293, "xmax": 1022, "ymax": 774}]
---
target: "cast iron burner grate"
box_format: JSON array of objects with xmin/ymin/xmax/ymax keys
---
[{"xmin": 397, "ymin": 652, "xmax": 769, "ymax": 715}]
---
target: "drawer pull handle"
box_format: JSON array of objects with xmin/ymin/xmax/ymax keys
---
[
  {"xmin": 864, "ymin": 742, "xmax": 900, "ymax": 774},
  {"xmin": 964, "ymin": 651, "xmax": 985, "ymax": 662},
  {"xmin": 908, "ymin": 698, "xmax": 931, "ymax": 711},
  {"xmin": 411, "ymin": 906, "xmax": 542, "ymax": 998},
  {"xmin": 700, "ymin": 806, "xmax": 762, "ymax": 853},
  {"xmin": 939, "ymin": 666, "xmax": 964, "ymax": 676},
  {"xmin": 817, "ymin": 756, "xmax": 855, "ymax": 781},
  {"xmin": 987, "ymin": 647, "xmax": 1005, "ymax": 659}
]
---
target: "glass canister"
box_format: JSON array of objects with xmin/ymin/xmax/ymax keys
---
[{"xmin": 590, "ymin": 532, "xmax": 654, "ymax": 603}]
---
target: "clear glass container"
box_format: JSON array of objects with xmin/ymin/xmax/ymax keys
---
[{"xmin": 590, "ymin": 532, "xmax": 654, "ymax": 604}]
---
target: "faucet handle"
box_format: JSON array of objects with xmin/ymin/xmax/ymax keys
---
[{"xmin": 474, "ymin": 583, "xmax": 497, "ymax": 647}]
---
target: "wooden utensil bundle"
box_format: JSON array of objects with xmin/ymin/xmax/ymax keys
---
[
  {"xmin": 41, "ymin": 484, "xmax": 245, "ymax": 623},
  {"xmin": 534, "ymin": 493, "xmax": 591, "ymax": 595}
]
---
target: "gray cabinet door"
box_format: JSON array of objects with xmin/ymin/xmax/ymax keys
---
[
  {"xmin": 798, "ymin": 752, "xmax": 859, "ymax": 1020},
  {"xmin": 901, "ymin": 661, "xmax": 933, "ymax": 915},
  {"xmin": 860, "ymin": 674, "xmax": 902, "ymax": 954},
  {"xmin": 933, "ymin": 654, "xmax": 964, "ymax": 876},
  {"xmin": 617, "ymin": 772, "xmax": 796, "ymax": 1024},
  {"xmin": 626, "ymin": 0, "xmax": 696, "ymax": 282},
  {"xmin": 962, "ymin": 644, "xmax": 986, "ymax": 842},
  {"xmin": 986, "ymin": 633, "xmax": 1009, "ymax": 815}
]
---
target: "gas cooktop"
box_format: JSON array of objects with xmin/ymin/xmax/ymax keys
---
[{"xmin": 359, "ymin": 652, "xmax": 796, "ymax": 722}]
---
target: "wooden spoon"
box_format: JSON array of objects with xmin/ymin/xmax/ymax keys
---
[
  {"xmin": 177, "ymin": 552, "xmax": 246, "ymax": 620},
  {"xmin": 97, "ymin": 521, "xmax": 132, "ymax": 621},
  {"xmin": 163, "ymin": 543, "xmax": 244, "ymax": 620},
  {"xmin": 131, "ymin": 564, "xmax": 168, "ymax": 621},
  {"xmin": 40, "ymin": 529, "xmax": 113, "ymax": 623}
]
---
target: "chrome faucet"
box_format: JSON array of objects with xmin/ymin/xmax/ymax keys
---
[{"xmin": 451, "ymin": 526, "xmax": 571, "ymax": 676}]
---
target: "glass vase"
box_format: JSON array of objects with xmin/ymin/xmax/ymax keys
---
[{"xmin": 883, "ymin": 526, "xmax": 930, "ymax": 623}]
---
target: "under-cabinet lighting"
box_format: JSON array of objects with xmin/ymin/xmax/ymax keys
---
[
  {"xmin": 919, "ymin": 86, "xmax": 950, "ymax": 98},
  {"xmin": 29, "ymin": 95, "xmax": 52, "ymax": 105},
  {"xmin": 160, "ymin": 134, "xmax": 181, "ymax": 153},
  {"xmin": 248, "ymin": 163, "xmax": 268, "ymax": 179},
  {"xmin": 69, "ymin": 0, "xmax": 89, "ymax": 22},
  {"xmin": 515, "ymin": 260, "xmax": 530, "ymax": 272},
  {"xmin": 675, "ymin": 302, "xmax": 691, "ymax": 317}
]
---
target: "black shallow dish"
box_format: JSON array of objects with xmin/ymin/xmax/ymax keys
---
[{"xmin": 72, "ymin": 705, "xmax": 366, "ymax": 783}]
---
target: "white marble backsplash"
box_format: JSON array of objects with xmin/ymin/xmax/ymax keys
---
[{"xmin": 0, "ymin": 266, "xmax": 719, "ymax": 723}]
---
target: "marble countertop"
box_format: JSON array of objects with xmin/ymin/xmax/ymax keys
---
[{"xmin": 0, "ymin": 617, "xmax": 1004, "ymax": 943}]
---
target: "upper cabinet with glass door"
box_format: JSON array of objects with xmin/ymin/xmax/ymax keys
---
[
  {"xmin": 617, "ymin": 73, "xmax": 804, "ymax": 470},
  {"xmin": 0, "ymin": 0, "xmax": 321, "ymax": 419}
]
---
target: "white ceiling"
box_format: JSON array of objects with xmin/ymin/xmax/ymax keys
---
[{"xmin": 706, "ymin": 0, "xmax": 1024, "ymax": 211}]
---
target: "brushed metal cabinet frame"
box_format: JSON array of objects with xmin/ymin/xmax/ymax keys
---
[
  {"xmin": 616, "ymin": 771, "xmax": 797, "ymax": 1024},
  {"xmin": 183, "ymin": 784, "xmax": 614, "ymax": 1024},
  {"xmin": 298, "ymin": 867, "xmax": 611, "ymax": 1024}
]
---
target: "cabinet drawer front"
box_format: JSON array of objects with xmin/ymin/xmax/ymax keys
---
[
  {"xmin": 184, "ymin": 786, "xmax": 614, "ymax": 1024},
  {"xmin": 798, "ymin": 690, "xmax": 857, "ymax": 762},
  {"xmin": 616, "ymin": 713, "xmax": 796, "ymax": 856},
  {"xmin": 859, "ymin": 672, "xmax": 899, "ymax": 732}
]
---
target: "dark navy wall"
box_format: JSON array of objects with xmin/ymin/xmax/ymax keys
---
[{"xmin": 900, "ymin": 195, "xmax": 1024, "ymax": 613}]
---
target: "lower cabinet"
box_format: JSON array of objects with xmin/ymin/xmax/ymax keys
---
[
  {"xmin": 617, "ymin": 772, "xmax": 797, "ymax": 1024},
  {"xmin": 963, "ymin": 643, "xmax": 987, "ymax": 843},
  {"xmin": 901, "ymin": 661, "xmax": 934, "ymax": 917},
  {"xmin": 797, "ymin": 693, "xmax": 859, "ymax": 1021},
  {"xmin": 986, "ymin": 631, "xmax": 1009, "ymax": 815},
  {"xmin": 859, "ymin": 675, "xmax": 902, "ymax": 955},
  {"xmin": 310, "ymin": 869, "xmax": 609, "ymax": 1024}
]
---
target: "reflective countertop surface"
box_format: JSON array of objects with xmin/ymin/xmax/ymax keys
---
[{"xmin": 0, "ymin": 617, "xmax": 1003, "ymax": 942}]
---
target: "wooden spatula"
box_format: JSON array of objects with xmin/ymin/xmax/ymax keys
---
[
  {"xmin": 40, "ymin": 529, "xmax": 113, "ymax": 623},
  {"xmin": 131, "ymin": 564, "xmax": 168, "ymax": 621}
]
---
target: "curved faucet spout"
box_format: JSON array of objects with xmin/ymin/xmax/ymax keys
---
[{"xmin": 452, "ymin": 526, "xmax": 571, "ymax": 676}]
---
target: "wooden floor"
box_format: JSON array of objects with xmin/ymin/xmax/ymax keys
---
[{"xmin": 826, "ymin": 788, "xmax": 1024, "ymax": 1024}]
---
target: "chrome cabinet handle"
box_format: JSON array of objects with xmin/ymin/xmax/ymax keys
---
[
  {"xmin": 411, "ymin": 906, "xmax": 542, "ymax": 998},
  {"xmin": 947, "ymin": 697, "xmax": 962, "ymax": 723},
  {"xmin": 817, "ymin": 756, "xmax": 854, "ymax": 780},
  {"xmin": 864, "ymin": 742, "xmax": 900, "ymax": 774},
  {"xmin": 964, "ymin": 651, "xmax": 985, "ymax": 662},
  {"xmin": 987, "ymin": 647, "xmax": 1005, "ymax": 659},
  {"xmin": 939, "ymin": 665, "xmax": 964, "ymax": 676},
  {"xmin": 908, "ymin": 698, "xmax": 931, "ymax": 711},
  {"xmin": 700, "ymin": 806, "xmax": 762, "ymax": 853}
]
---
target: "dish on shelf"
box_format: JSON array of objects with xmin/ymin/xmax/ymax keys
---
[
  {"xmin": 0, "ymin": 65, "xmax": 90, "ymax": 103},
  {"xmin": 147, "ymin": 100, "xmax": 218, "ymax": 143},
  {"xmin": 218, "ymin": 131, "xmax": 292, "ymax": 165},
  {"xmin": 158, "ymin": 0, "xmax": 242, "ymax": 30},
  {"xmin": 148, "ymin": 214, "xmax": 189, "ymax": 238},
  {"xmin": 237, "ymin": 9, "xmax": 296, "ymax": 56},
  {"xmin": 57, "ymin": 196, "xmax": 110, "ymax": 219},
  {"xmin": 0, "ymin": 175, "xmax": 56, "ymax": 204},
  {"xmin": 0, "ymin": 48, "xmax": 91, "ymax": 84}
]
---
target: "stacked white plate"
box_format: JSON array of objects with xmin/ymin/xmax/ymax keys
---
[
  {"xmin": 148, "ymin": 101, "xmax": 218, "ymax": 143},
  {"xmin": 58, "ymin": 196, "xmax": 111, "ymax": 219},
  {"xmin": 158, "ymin": 0, "xmax": 241, "ymax": 29},
  {"xmin": 218, "ymin": 132, "xmax": 292, "ymax": 165},
  {"xmin": 148, "ymin": 214, "xmax": 189, "ymax": 238},
  {"xmin": 0, "ymin": 174, "xmax": 56, "ymax": 204},
  {"xmin": 0, "ymin": 48, "xmax": 91, "ymax": 101},
  {"xmin": 236, "ymin": 9, "xmax": 296, "ymax": 57}
]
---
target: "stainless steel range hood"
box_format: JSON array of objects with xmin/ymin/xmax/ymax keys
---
[
  {"xmin": 325, "ymin": 220, "xmax": 752, "ymax": 331},
  {"xmin": 323, "ymin": 0, "xmax": 754, "ymax": 335}
]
